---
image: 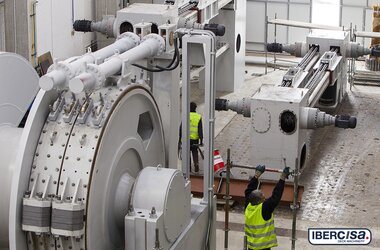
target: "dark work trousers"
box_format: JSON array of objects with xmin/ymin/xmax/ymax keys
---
[{"xmin": 190, "ymin": 139, "xmax": 199, "ymax": 172}]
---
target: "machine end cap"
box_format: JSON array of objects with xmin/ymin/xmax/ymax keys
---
[
  {"xmin": 204, "ymin": 24, "xmax": 226, "ymax": 36},
  {"xmin": 335, "ymin": 115, "xmax": 357, "ymax": 129},
  {"xmin": 215, "ymin": 98, "xmax": 228, "ymax": 111},
  {"xmin": 349, "ymin": 116, "xmax": 357, "ymax": 128},
  {"xmin": 267, "ymin": 42, "xmax": 283, "ymax": 53},
  {"xmin": 69, "ymin": 77, "xmax": 85, "ymax": 94},
  {"xmin": 73, "ymin": 19, "xmax": 93, "ymax": 32},
  {"xmin": 39, "ymin": 75, "xmax": 54, "ymax": 91}
]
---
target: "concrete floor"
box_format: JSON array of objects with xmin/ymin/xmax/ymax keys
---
[{"xmin": 190, "ymin": 63, "xmax": 380, "ymax": 249}]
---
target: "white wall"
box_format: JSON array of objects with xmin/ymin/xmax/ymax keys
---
[
  {"xmin": 246, "ymin": 0, "xmax": 376, "ymax": 51},
  {"xmin": 246, "ymin": 0, "xmax": 311, "ymax": 51},
  {"xmin": 341, "ymin": 0, "xmax": 371, "ymax": 47},
  {"xmin": 36, "ymin": 0, "xmax": 95, "ymax": 60},
  {"xmin": 0, "ymin": 1, "xmax": 4, "ymax": 51}
]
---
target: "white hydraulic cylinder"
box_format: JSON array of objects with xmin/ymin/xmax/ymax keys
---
[
  {"xmin": 69, "ymin": 34, "xmax": 165, "ymax": 94},
  {"xmin": 39, "ymin": 32, "xmax": 140, "ymax": 91}
]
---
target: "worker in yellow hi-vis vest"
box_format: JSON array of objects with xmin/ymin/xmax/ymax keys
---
[
  {"xmin": 188, "ymin": 102, "xmax": 203, "ymax": 172},
  {"xmin": 179, "ymin": 102, "xmax": 203, "ymax": 173},
  {"xmin": 244, "ymin": 165, "xmax": 290, "ymax": 250}
]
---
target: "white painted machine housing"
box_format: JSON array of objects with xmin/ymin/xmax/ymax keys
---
[
  {"xmin": 126, "ymin": 167, "xmax": 191, "ymax": 249},
  {"xmin": 250, "ymin": 85, "xmax": 310, "ymax": 181},
  {"xmin": 307, "ymin": 30, "xmax": 349, "ymax": 108},
  {"xmin": 0, "ymin": 25, "xmax": 218, "ymax": 248},
  {"xmin": 115, "ymin": 4, "xmax": 178, "ymax": 37},
  {"xmin": 249, "ymin": 30, "xmax": 351, "ymax": 181}
]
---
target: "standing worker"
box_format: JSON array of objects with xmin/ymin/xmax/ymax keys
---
[
  {"xmin": 244, "ymin": 165, "xmax": 290, "ymax": 250},
  {"xmin": 189, "ymin": 102, "xmax": 203, "ymax": 173},
  {"xmin": 179, "ymin": 102, "xmax": 203, "ymax": 173}
]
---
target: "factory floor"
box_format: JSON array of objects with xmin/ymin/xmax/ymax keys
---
[{"xmin": 190, "ymin": 61, "xmax": 380, "ymax": 249}]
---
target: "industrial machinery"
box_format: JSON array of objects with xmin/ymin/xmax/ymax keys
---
[
  {"xmin": 72, "ymin": 0, "xmax": 246, "ymax": 92},
  {"xmin": 216, "ymin": 30, "xmax": 365, "ymax": 181},
  {"xmin": 70, "ymin": 0, "xmax": 245, "ymax": 171},
  {"xmin": 0, "ymin": 0, "xmax": 245, "ymax": 246},
  {"xmin": 0, "ymin": 9, "xmax": 221, "ymax": 248}
]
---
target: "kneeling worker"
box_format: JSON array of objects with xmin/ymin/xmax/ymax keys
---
[{"xmin": 244, "ymin": 165, "xmax": 290, "ymax": 250}]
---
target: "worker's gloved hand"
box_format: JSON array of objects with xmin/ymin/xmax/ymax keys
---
[
  {"xmin": 255, "ymin": 165, "xmax": 265, "ymax": 178},
  {"xmin": 281, "ymin": 167, "xmax": 291, "ymax": 180},
  {"xmin": 199, "ymin": 141, "xmax": 203, "ymax": 147}
]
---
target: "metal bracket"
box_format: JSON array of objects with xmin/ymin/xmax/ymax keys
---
[
  {"xmin": 51, "ymin": 199, "xmax": 85, "ymax": 237},
  {"xmin": 63, "ymin": 99, "xmax": 79, "ymax": 123},
  {"xmin": 48, "ymin": 97, "xmax": 65, "ymax": 121},
  {"xmin": 77, "ymin": 99, "xmax": 94, "ymax": 124}
]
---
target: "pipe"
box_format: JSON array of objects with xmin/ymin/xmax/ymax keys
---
[
  {"xmin": 245, "ymin": 56, "xmax": 298, "ymax": 68},
  {"xmin": 291, "ymin": 158, "xmax": 300, "ymax": 250},
  {"xmin": 203, "ymin": 30, "xmax": 217, "ymax": 250},
  {"xmin": 224, "ymin": 149, "xmax": 231, "ymax": 250},
  {"xmin": 39, "ymin": 32, "xmax": 140, "ymax": 91},
  {"xmin": 232, "ymin": 164, "xmax": 284, "ymax": 173},
  {"xmin": 243, "ymin": 235, "xmax": 248, "ymax": 250},
  {"xmin": 69, "ymin": 34, "xmax": 165, "ymax": 94},
  {"xmin": 308, "ymin": 71, "xmax": 330, "ymax": 107},
  {"xmin": 30, "ymin": 1, "xmax": 37, "ymax": 67},
  {"xmin": 71, "ymin": 0, "xmax": 75, "ymax": 24}
]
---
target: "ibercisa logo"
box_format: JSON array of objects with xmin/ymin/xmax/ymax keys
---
[{"xmin": 308, "ymin": 228, "xmax": 372, "ymax": 245}]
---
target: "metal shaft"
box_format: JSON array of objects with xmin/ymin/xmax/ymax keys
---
[
  {"xmin": 291, "ymin": 158, "xmax": 300, "ymax": 250},
  {"xmin": 154, "ymin": 228, "xmax": 162, "ymax": 250},
  {"xmin": 232, "ymin": 164, "xmax": 283, "ymax": 173},
  {"xmin": 243, "ymin": 235, "xmax": 247, "ymax": 250},
  {"xmin": 224, "ymin": 149, "xmax": 231, "ymax": 250}
]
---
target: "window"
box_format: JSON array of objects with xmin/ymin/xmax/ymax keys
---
[{"xmin": 312, "ymin": 0, "xmax": 340, "ymax": 27}]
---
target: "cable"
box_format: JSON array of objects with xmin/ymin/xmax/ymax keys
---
[
  {"xmin": 132, "ymin": 38, "xmax": 180, "ymax": 72},
  {"xmin": 131, "ymin": 63, "xmax": 166, "ymax": 72},
  {"xmin": 155, "ymin": 40, "xmax": 180, "ymax": 71}
]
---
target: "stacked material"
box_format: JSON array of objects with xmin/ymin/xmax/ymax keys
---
[{"xmin": 366, "ymin": 5, "xmax": 380, "ymax": 71}]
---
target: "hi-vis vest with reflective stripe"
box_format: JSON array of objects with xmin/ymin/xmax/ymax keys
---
[
  {"xmin": 245, "ymin": 203, "xmax": 278, "ymax": 249},
  {"xmin": 189, "ymin": 112, "xmax": 201, "ymax": 140}
]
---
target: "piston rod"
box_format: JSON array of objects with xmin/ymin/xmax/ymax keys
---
[
  {"xmin": 39, "ymin": 32, "xmax": 140, "ymax": 91},
  {"xmin": 69, "ymin": 34, "xmax": 165, "ymax": 94}
]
